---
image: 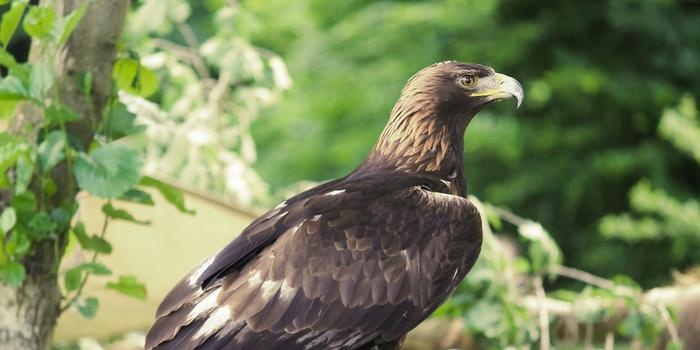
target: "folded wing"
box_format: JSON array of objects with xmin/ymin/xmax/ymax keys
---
[{"xmin": 146, "ymin": 174, "xmax": 482, "ymax": 350}]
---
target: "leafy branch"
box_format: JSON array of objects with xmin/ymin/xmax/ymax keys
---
[
  {"xmin": 0, "ymin": 0, "xmax": 191, "ymax": 320},
  {"xmin": 436, "ymin": 198, "xmax": 683, "ymax": 349}
]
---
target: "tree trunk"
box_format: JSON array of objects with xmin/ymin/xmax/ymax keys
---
[
  {"xmin": 0, "ymin": 1, "xmax": 129, "ymax": 349},
  {"xmin": 0, "ymin": 241, "xmax": 63, "ymax": 350}
]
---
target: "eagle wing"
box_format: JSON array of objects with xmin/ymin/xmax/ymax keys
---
[{"xmin": 146, "ymin": 174, "xmax": 482, "ymax": 350}]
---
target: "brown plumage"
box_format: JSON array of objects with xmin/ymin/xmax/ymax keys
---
[{"xmin": 146, "ymin": 61, "xmax": 523, "ymax": 350}]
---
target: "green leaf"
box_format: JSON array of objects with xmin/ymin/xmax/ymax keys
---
[
  {"xmin": 64, "ymin": 262, "xmax": 112, "ymax": 292},
  {"xmin": 9, "ymin": 63, "xmax": 30, "ymax": 85},
  {"xmin": 57, "ymin": 1, "xmax": 88, "ymax": 46},
  {"xmin": 99, "ymin": 103, "xmax": 145, "ymax": 139},
  {"xmin": 73, "ymin": 143, "xmax": 143, "ymax": 198},
  {"xmin": 0, "ymin": 1, "xmax": 28, "ymax": 47},
  {"xmin": 45, "ymin": 104, "xmax": 79, "ymax": 126},
  {"xmin": 0, "ymin": 261, "xmax": 25, "ymax": 287},
  {"xmin": 0, "ymin": 49, "xmax": 17, "ymax": 69},
  {"xmin": 64, "ymin": 266, "xmax": 82, "ymax": 291},
  {"xmin": 113, "ymin": 58, "xmax": 138, "ymax": 90},
  {"xmin": 75, "ymin": 296, "xmax": 98, "ymax": 319},
  {"xmin": 5, "ymin": 229, "xmax": 30, "ymax": 257},
  {"xmin": 106, "ymin": 275, "xmax": 146, "ymax": 300},
  {"xmin": 22, "ymin": 5, "xmax": 56, "ymax": 39},
  {"xmin": 0, "ymin": 75, "xmax": 29, "ymax": 100},
  {"xmin": 0, "ymin": 133, "xmax": 28, "ymax": 180},
  {"xmin": 140, "ymin": 176, "xmax": 194, "ymax": 214},
  {"xmin": 26, "ymin": 211, "xmax": 56, "ymax": 238},
  {"xmin": 14, "ymin": 152, "xmax": 34, "ymax": 193},
  {"xmin": 78, "ymin": 71, "xmax": 92, "ymax": 95},
  {"xmin": 0, "ymin": 207, "xmax": 16, "ymax": 232},
  {"xmin": 11, "ymin": 191, "xmax": 36, "ymax": 212},
  {"xmin": 50, "ymin": 205, "xmax": 73, "ymax": 231},
  {"xmin": 28, "ymin": 61, "xmax": 53, "ymax": 100},
  {"xmin": 42, "ymin": 177, "xmax": 57, "ymax": 198},
  {"xmin": 102, "ymin": 202, "xmax": 149, "ymax": 225},
  {"xmin": 134, "ymin": 65, "xmax": 158, "ymax": 97},
  {"xmin": 77, "ymin": 262, "xmax": 112, "ymax": 275},
  {"xmin": 71, "ymin": 222, "xmax": 112, "ymax": 254},
  {"xmin": 37, "ymin": 130, "xmax": 66, "ymax": 173},
  {"xmin": 113, "ymin": 58, "xmax": 158, "ymax": 97},
  {"xmin": 0, "ymin": 100, "xmax": 18, "ymax": 119},
  {"xmin": 119, "ymin": 188, "xmax": 154, "ymax": 205},
  {"xmin": 87, "ymin": 236, "xmax": 111, "ymax": 254}
]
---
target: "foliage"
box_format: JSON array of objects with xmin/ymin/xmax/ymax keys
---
[
  {"xmin": 0, "ymin": 0, "xmax": 186, "ymax": 319},
  {"xmin": 435, "ymin": 198, "xmax": 682, "ymax": 349},
  {"xmin": 119, "ymin": 0, "xmax": 291, "ymax": 208},
  {"xmin": 0, "ymin": 0, "xmax": 289, "ymax": 323},
  {"xmin": 245, "ymin": 0, "xmax": 700, "ymax": 287},
  {"xmin": 601, "ymin": 96, "xmax": 700, "ymax": 263}
]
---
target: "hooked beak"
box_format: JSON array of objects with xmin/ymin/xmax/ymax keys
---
[{"xmin": 470, "ymin": 72, "xmax": 524, "ymax": 108}]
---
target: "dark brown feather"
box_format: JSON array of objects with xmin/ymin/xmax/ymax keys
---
[{"xmin": 146, "ymin": 61, "xmax": 493, "ymax": 350}]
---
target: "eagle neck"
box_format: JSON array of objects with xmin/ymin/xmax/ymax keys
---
[{"xmin": 360, "ymin": 101, "xmax": 471, "ymax": 196}]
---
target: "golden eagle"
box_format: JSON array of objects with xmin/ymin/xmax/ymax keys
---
[{"xmin": 145, "ymin": 61, "xmax": 523, "ymax": 350}]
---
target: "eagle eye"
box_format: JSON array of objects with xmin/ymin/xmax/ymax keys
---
[{"xmin": 458, "ymin": 75, "xmax": 478, "ymax": 89}]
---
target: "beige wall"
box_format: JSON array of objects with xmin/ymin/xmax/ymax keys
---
[{"xmin": 54, "ymin": 187, "xmax": 257, "ymax": 341}]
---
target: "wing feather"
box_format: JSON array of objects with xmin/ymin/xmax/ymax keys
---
[{"xmin": 146, "ymin": 173, "xmax": 482, "ymax": 350}]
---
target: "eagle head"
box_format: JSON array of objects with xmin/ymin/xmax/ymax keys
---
[
  {"xmin": 403, "ymin": 61, "xmax": 523, "ymax": 117},
  {"xmin": 365, "ymin": 61, "xmax": 523, "ymax": 192}
]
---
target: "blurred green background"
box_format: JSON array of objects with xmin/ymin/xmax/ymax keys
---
[{"xmin": 240, "ymin": 0, "xmax": 700, "ymax": 288}]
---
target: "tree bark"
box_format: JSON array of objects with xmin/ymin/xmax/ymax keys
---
[{"xmin": 0, "ymin": 1, "xmax": 130, "ymax": 349}]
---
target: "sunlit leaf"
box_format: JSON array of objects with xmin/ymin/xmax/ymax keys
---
[
  {"xmin": 113, "ymin": 58, "xmax": 158, "ymax": 97},
  {"xmin": 0, "ymin": 207, "xmax": 16, "ymax": 233},
  {"xmin": 0, "ymin": 1, "xmax": 27, "ymax": 47},
  {"xmin": 113, "ymin": 58, "xmax": 138, "ymax": 89},
  {"xmin": 0, "ymin": 49, "xmax": 17, "ymax": 69},
  {"xmin": 106, "ymin": 275, "xmax": 146, "ymax": 300},
  {"xmin": 23, "ymin": 6, "xmax": 56, "ymax": 39},
  {"xmin": 134, "ymin": 65, "xmax": 158, "ymax": 97}
]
